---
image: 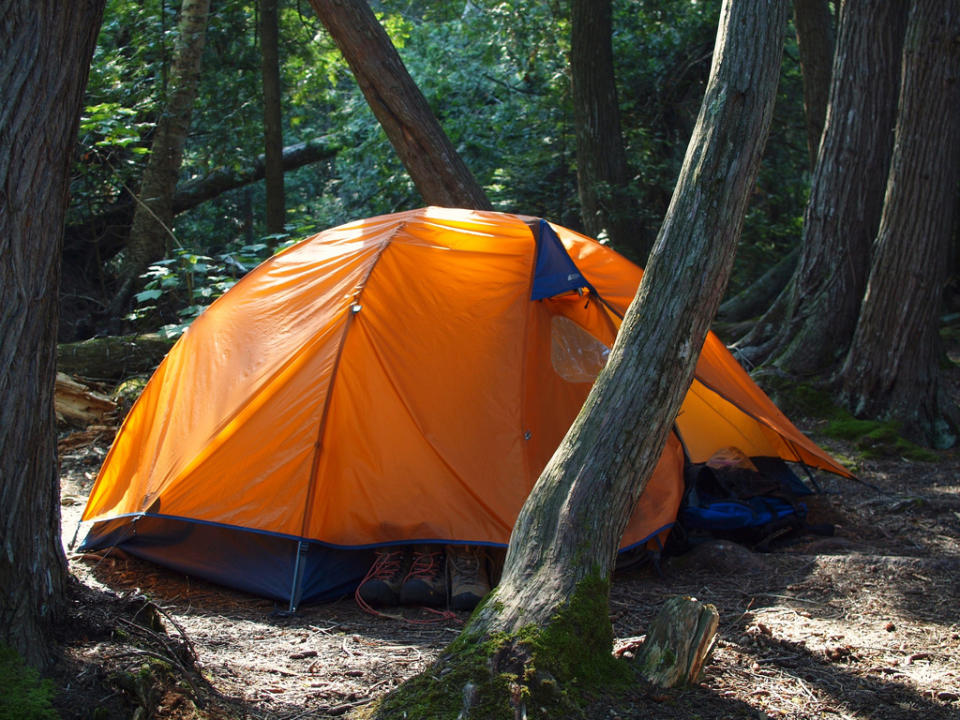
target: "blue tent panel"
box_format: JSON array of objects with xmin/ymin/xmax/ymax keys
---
[{"xmin": 530, "ymin": 220, "xmax": 594, "ymax": 300}]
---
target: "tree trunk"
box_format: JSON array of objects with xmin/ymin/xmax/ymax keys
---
[
  {"xmin": 570, "ymin": 0, "xmax": 649, "ymax": 262},
  {"xmin": 373, "ymin": 0, "xmax": 788, "ymax": 715},
  {"xmin": 739, "ymin": 0, "xmax": 907, "ymax": 375},
  {"xmin": 260, "ymin": 0, "xmax": 286, "ymax": 236},
  {"xmin": 306, "ymin": 0, "xmax": 491, "ymax": 210},
  {"xmin": 0, "ymin": 0, "xmax": 105, "ymax": 668},
  {"xmin": 839, "ymin": 0, "xmax": 960, "ymax": 448},
  {"xmin": 792, "ymin": 0, "xmax": 835, "ymax": 169},
  {"xmin": 716, "ymin": 247, "xmax": 799, "ymax": 323},
  {"xmin": 108, "ymin": 0, "xmax": 211, "ymax": 315}
]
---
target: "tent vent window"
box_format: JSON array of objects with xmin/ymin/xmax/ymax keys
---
[{"xmin": 550, "ymin": 316, "xmax": 609, "ymax": 383}]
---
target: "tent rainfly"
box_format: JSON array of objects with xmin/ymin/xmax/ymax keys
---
[{"xmin": 81, "ymin": 207, "xmax": 850, "ymax": 609}]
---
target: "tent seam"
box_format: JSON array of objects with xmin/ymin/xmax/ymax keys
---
[{"xmin": 297, "ymin": 225, "xmax": 405, "ymax": 540}]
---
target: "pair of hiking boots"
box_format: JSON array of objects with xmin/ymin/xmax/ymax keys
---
[{"xmin": 358, "ymin": 545, "xmax": 492, "ymax": 611}]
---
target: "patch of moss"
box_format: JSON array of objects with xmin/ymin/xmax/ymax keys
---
[
  {"xmin": 823, "ymin": 417, "xmax": 939, "ymax": 462},
  {"xmin": 369, "ymin": 573, "xmax": 633, "ymax": 719},
  {"xmin": 368, "ymin": 625, "xmax": 513, "ymax": 719},
  {"xmin": 769, "ymin": 379, "xmax": 841, "ymax": 421},
  {"xmin": 753, "ymin": 375, "xmax": 940, "ymax": 463},
  {"xmin": 0, "ymin": 644, "xmax": 59, "ymax": 720},
  {"xmin": 532, "ymin": 574, "xmax": 629, "ymax": 689}
]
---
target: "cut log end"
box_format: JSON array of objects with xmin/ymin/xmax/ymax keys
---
[{"xmin": 636, "ymin": 595, "xmax": 719, "ymax": 688}]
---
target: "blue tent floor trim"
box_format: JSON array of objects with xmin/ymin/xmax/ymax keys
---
[
  {"xmin": 80, "ymin": 515, "xmax": 676, "ymax": 608},
  {"xmin": 80, "ymin": 516, "xmax": 376, "ymax": 605}
]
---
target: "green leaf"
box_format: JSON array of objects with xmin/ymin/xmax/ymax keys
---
[{"xmin": 134, "ymin": 289, "xmax": 163, "ymax": 303}]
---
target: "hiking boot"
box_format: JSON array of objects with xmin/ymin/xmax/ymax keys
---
[
  {"xmin": 399, "ymin": 545, "xmax": 446, "ymax": 607},
  {"xmin": 357, "ymin": 549, "xmax": 408, "ymax": 607},
  {"xmin": 447, "ymin": 545, "xmax": 490, "ymax": 611}
]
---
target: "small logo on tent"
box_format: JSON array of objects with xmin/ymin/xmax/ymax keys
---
[{"xmin": 567, "ymin": 273, "xmax": 580, "ymax": 282}]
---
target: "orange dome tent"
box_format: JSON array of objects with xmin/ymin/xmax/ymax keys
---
[{"xmin": 81, "ymin": 207, "xmax": 849, "ymax": 607}]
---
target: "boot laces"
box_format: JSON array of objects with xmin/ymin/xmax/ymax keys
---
[
  {"xmin": 405, "ymin": 548, "xmax": 441, "ymax": 581},
  {"xmin": 368, "ymin": 549, "xmax": 404, "ymax": 580}
]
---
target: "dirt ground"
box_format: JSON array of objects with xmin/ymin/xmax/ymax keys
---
[{"xmin": 52, "ymin": 422, "xmax": 960, "ymax": 719}]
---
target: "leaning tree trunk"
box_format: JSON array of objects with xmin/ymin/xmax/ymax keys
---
[
  {"xmin": 0, "ymin": 0, "xmax": 105, "ymax": 668},
  {"xmin": 839, "ymin": 0, "xmax": 960, "ymax": 448},
  {"xmin": 260, "ymin": 0, "xmax": 286, "ymax": 236},
  {"xmin": 570, "ymin": 0, "xmax": 649, "ymax": 262},
  {"xmin": 736, "ymin": 0, "xmax": 907, "ymax": 375},
  {"xmin": 108, "ymin": 0, "xmax": 211, "ymax": 316},
  {"xmin": 792, "ymin": 0, "xmax": 835, "ymax": 169},
  {"xmin": 373, "ymin": 0, "xmax": 788, "ymax": 716},
  {"xmin": 306, "ymin": 0, "xmax": 491, "ymax": 210}
]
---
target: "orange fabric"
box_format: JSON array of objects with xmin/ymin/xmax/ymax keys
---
[{"xmin": 84, "ymin": 207, "xmax": 849, "ymax": 554}]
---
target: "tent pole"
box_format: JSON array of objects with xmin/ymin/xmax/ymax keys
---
[{"xmin": 288, "ymin": 540, "xmax": 309, "ymax": 613}]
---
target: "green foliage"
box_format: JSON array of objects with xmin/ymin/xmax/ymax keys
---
[
  {"xmin": 127, "ymin": 239, "xmax": 280, "ymax": 337},
  {"xmin": 0, "ymin": 645, "xmax": 59, "ymax": 720},
  {"xmin": 72, "ymin": 0, "xmax": 817, "ymax": 335},
  {"xmin": 614, "ymin": 0, "xmax": 721, "ymax": 237},
  {"xmin": 71, "ymin": 0, "xmax": 172, "ymax": 222}
]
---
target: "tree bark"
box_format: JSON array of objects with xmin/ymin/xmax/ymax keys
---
[
  {"xmin": 108, "ymin": 0, "xmax": 211, "ymax": 316},
  {"xmin": 260, "ymin": 0, "xmax": 286, "ymax": 235},
  {"xmin": 716, "ymin": 247, "xmax": 799, "ymax": 323},
  {"xmin": 306, "ymin": 0, "xmax": 491, "ymax": 210},
  {"xmin": 0, "ymin": 0, "xmax": 105, "ymax": 668},
  {"xmin": 374, "ymin": 0, "xmax": 788, "ymax": 715},
  {"xmin": 739, "ymin": 0, "xmax": 907, "ymax": 376},
  {"xmin": 839, "ymin": 0, "xmax": 960, "ymax": 448},
  {"xmin": 570, "ymin": 0, "xmax": 648, "ymax": 262},
  {"xmin": 792, "ymin": 0, "xmax": 835, "ymax": 169}
]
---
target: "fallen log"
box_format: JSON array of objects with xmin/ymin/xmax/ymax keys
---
[
  {"xmin": 58, "ymin": 333, "xmax": 175, "ymax": 380},
  {"xmin": 64, "ymin": 136, "xmax": 338, "ymax": 264},
  {"xmin": 58, "ymin": 424, "xmax": 117, "ymax": 453}
]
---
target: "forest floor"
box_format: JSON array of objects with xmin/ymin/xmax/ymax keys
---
[{"xmin": 52, "ymin": 417, "xmax": 960, "ymax": 720}]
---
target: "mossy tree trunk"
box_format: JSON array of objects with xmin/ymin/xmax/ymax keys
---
[
  {"xmin": 0, "ymin": 0, "xmax": 105, "ymax": 668},
  {"xmin": 108, "ymin": 0, "xmax": 211, "ymax": 316},
  {"xmin": 371, "ymin": 0, "xmax": 789, "ymax": 716},
  {"xmin": 839, "ymin": 0, "xmax": 960, "ymax": 448},
  {"xmin": 734, "ymin": 0, "xmax": 907, "ymax": 374},
  {"xmin": 307, "ymin": 0, "xmax": 491, "ymax": 211}
]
